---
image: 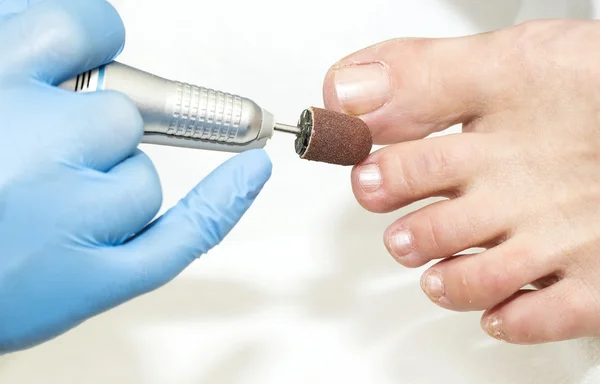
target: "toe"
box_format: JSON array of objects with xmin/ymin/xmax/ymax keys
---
[
  {"xmin": 384, "ymin": 196, "xmax": 507, "ymax": 267},
  {"xmin": 481, "ymin": 280, "xmax": 600, "ymax": 344},
  {"xmin": 420, "ymin": 238, "xmax": 559, "ymax": 311},
  {"xmin": 352, "ymin": 133, "xmax": 489, "ymax": 214},
  {"xmin": 322, "ymin": 32, "xmax": 508, "ymax": 144}
]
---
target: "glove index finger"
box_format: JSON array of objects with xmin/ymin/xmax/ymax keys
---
[
  {"xmin": 112, "ymin": 149, "xmax": 273, "ymax": 297},
  {"xmin": 0, "ymin": 0, "xmax": 125, "ymax": 85}
]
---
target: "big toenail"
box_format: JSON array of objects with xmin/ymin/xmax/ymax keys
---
[
  {"xmin": 483, "ymin": 316, "xmax": 506, "ymax": 341},
  {"xmin": 357, "ymin": 164, "xmax": 382, "ymax": 192},
  {"xmin": 334, "ymin": 63, "xmax": 391, "ymax": 116},
  {"xmin": 388, "ymin": 229, "xmax": 415, "ymax": 260},
  {"xmin": 422, "ymin": 271, "xmax": 446, "ymax": 302}
]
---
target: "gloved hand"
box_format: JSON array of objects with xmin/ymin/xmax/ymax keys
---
[{"xmin": 0, "ymin": 0, "xmax": 272, "ymax": 353}]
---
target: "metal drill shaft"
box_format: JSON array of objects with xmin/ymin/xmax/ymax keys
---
[{"xmin": 274, "ymin": 123, "xmax": 301, "ymax": 135}]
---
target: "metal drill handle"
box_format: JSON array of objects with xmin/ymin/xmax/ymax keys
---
[{"xmin": 58, "ymin": 62, "xmax": 275, "ymax": 152}]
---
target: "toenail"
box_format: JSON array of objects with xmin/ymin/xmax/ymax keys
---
[
  {"xmin": 422, "ymin": 271, "xmax": 447, "ymax": 303},
  {"xmin": 387, "ymin": 229, "xmax": 415, "ymax": 260},
  {"xmin": 357, "ymin": 163, "xmax": 382, "ymax": 192},
  {"xmin": 483, "ymin": 316, "xmax": 506, "ymax": 341},
  {"xmin": 334, "ymin": 62, "xmax": 391, "ymax": 116}
]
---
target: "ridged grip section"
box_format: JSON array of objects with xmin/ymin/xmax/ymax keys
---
[{"xmin": 167, "ymin": 82, "xmax": 243, "ymax": 142}]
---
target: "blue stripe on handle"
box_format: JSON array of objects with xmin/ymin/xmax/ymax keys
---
[{"xmin": 97, "ymin": 65, "xmax": 106, "ymax": 91}]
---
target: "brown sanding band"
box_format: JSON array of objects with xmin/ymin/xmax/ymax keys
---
[{"xmin": 301, "ymin": 107, "xmax": 373, "ymax": 166}]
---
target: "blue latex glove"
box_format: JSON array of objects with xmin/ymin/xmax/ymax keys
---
[{"xmin": 0, "ymin": 0, "xmax": 272, "ymax": 353}]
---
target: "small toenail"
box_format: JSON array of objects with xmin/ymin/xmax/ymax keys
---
[
  {"xmin": 357, "ymin": 163, "xmax": 382, "ymax": 192},
  {"xmin": 422, "ymin": 271, "xmax": 446, "ymax": 303},
  {"xmin": 388, "ymin": 229, "xmax": 415, "ymax": 260},
  {"xmin": 483, "ymin": 316, "xmax": 506, "ymax": 341}
]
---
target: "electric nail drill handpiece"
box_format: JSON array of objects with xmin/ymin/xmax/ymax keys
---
[{"xmin": 59, "ymin": 62, "xmax": 372, "ymax": 166}]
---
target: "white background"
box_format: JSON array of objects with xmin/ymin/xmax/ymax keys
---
[{"xmin": 2, "ymin": 0, "xmax": 600, "ymax": 383}]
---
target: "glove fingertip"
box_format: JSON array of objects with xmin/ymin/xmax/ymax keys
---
[
  {"xmin": 238, "ymin": 149, "xmax": 272, "ymax": 198},
  {"xmin": 211, "ymin": 149, "xmax": 272, "ymax": 201}
]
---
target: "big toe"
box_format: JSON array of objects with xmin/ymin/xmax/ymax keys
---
[{"xmin": 323, "ymin": 32, "xmax": 513, "ymax": 144}]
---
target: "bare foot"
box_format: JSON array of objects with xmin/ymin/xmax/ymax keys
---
[{"xmin": 323, "ymin": 19, "xmax": 600, "ymax": 344}]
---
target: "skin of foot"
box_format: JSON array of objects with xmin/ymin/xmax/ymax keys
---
[{"xmin": 322, "ymin": 19, "xmax": 600, "ymax": 344}]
